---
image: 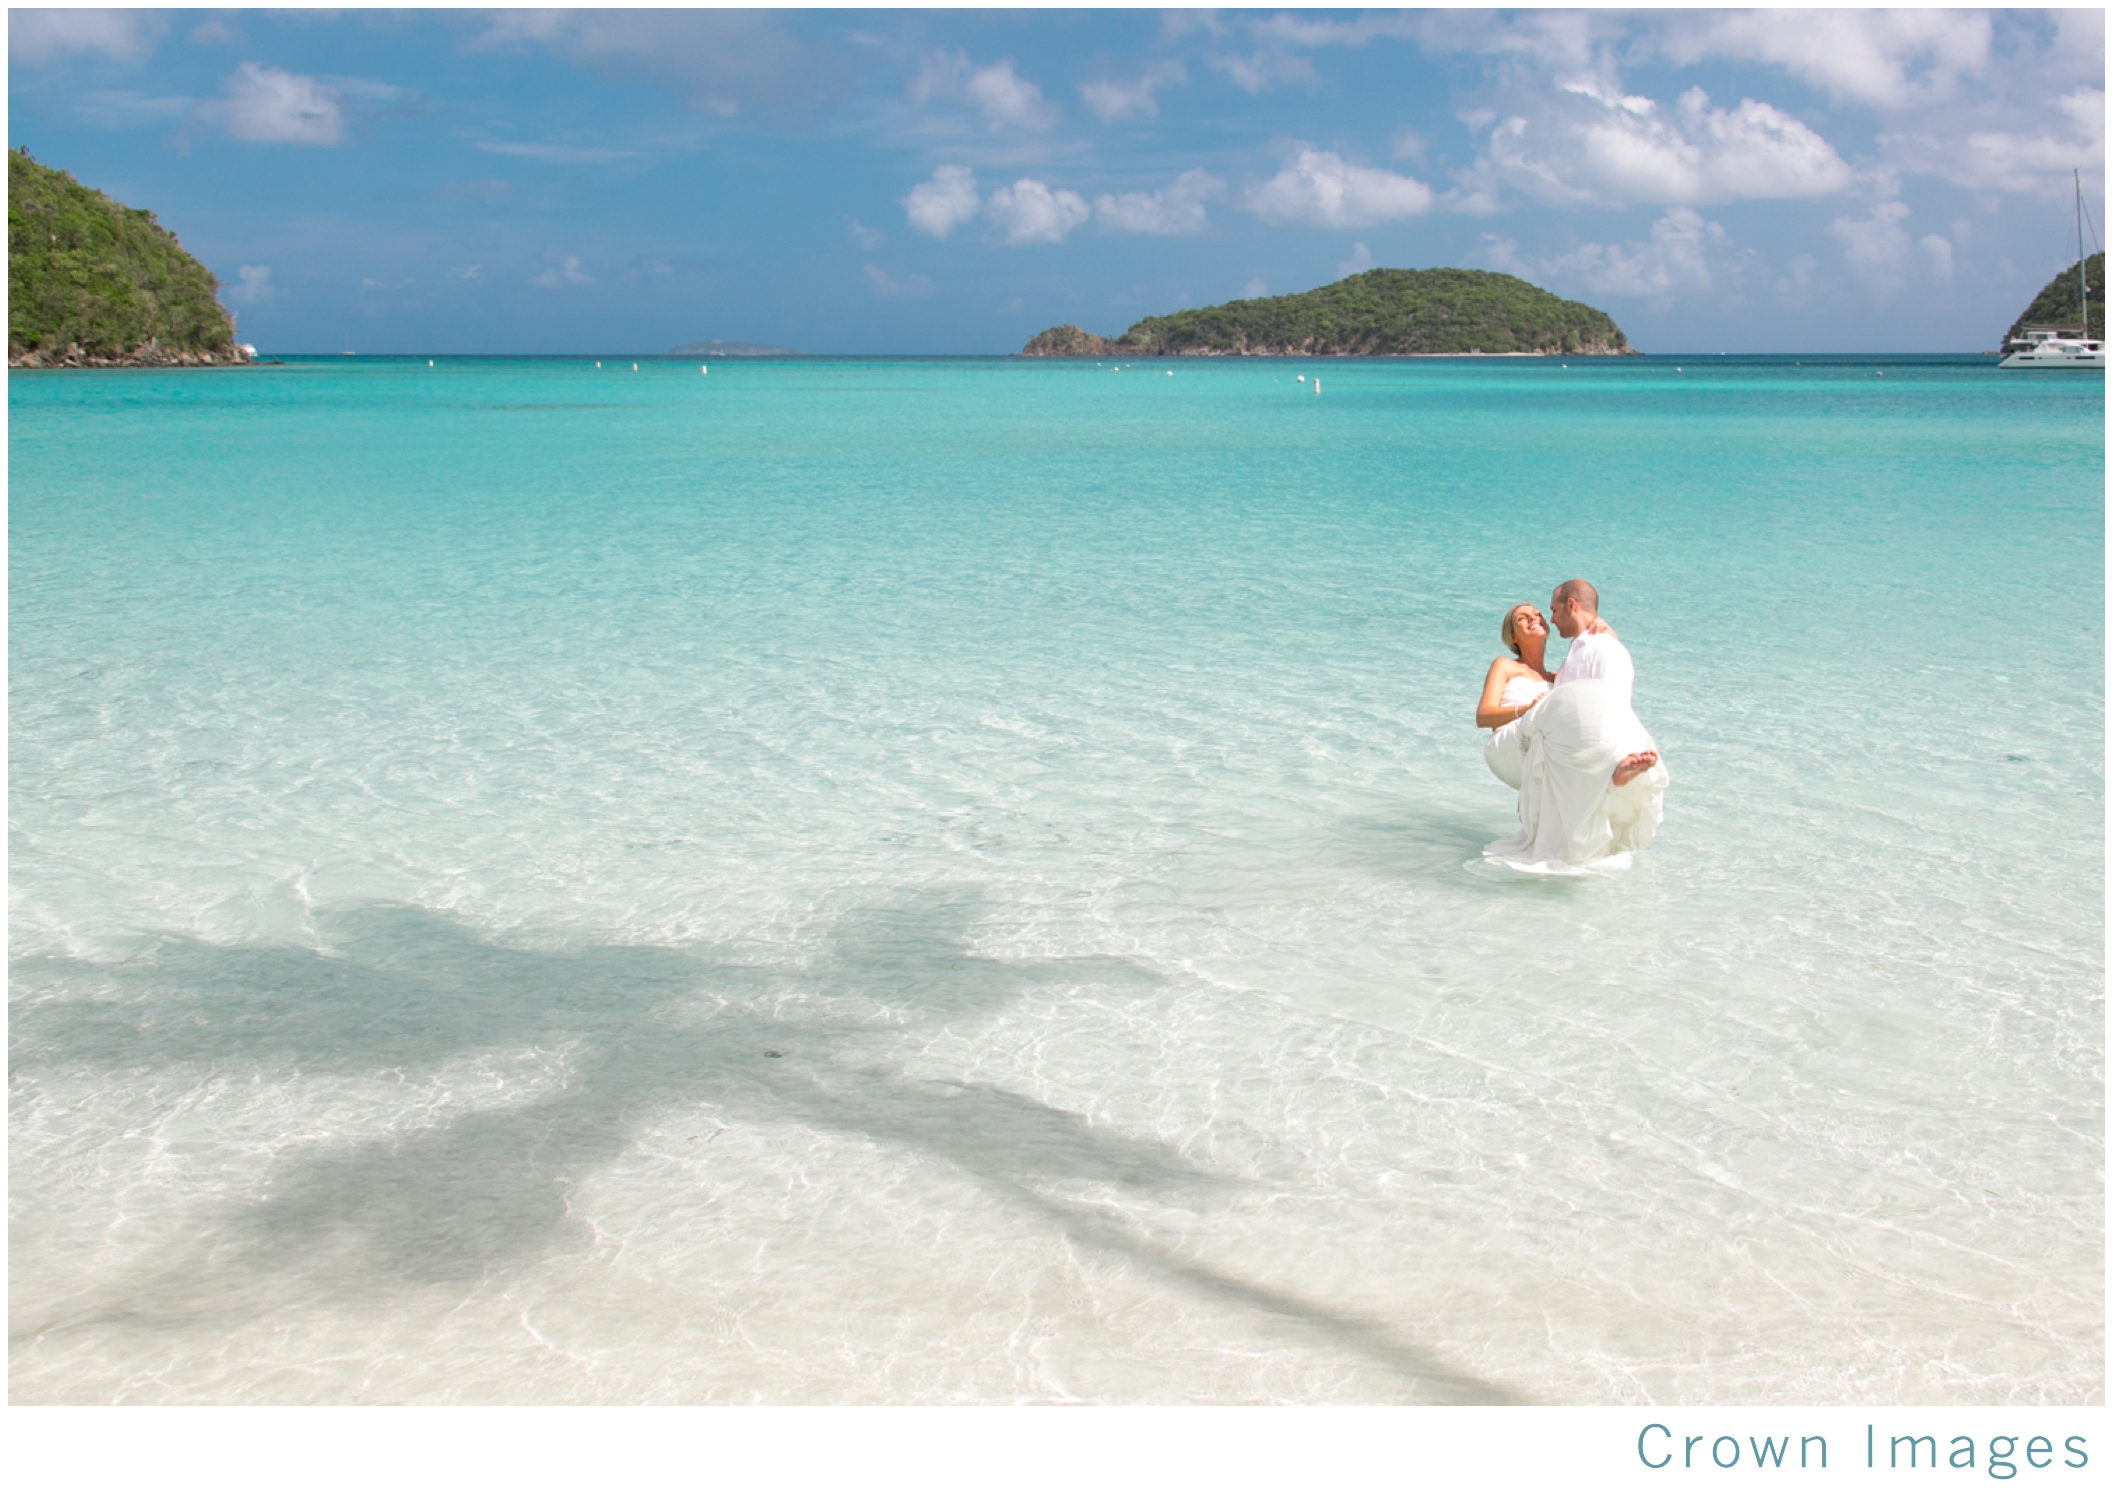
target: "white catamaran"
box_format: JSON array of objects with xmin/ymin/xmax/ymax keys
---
[{"xmin": 2000, "ymin": 169, "xmax": 2104, "ymax": 369}]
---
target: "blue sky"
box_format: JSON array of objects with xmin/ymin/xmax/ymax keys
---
[{"xmin": 9, "ymin": 8, "xmax": 2104, "ymax": 354}]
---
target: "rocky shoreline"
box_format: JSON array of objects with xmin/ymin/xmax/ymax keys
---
[{"xmin": 10, "ymin": 338, "xmax": 253, "ymax": 369}]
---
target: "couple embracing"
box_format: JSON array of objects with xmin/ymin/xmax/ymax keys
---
[{"xmin": 1476, "ymin": 579, "xmax": 1668, "ymax": 874}]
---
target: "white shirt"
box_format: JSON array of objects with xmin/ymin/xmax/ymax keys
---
[{"xmin": 1554, "ymin": 629, "xmax": 1635, "ymax": 696}]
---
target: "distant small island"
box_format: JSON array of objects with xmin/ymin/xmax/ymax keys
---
[
  {"xmin": 9, "ymin": 148, "xmax": 249, "ymax": 368},
  {"xmin": 1021, "ymin": 267, "xmax": 1635, "ymax": 358},
  {"xmin": 666, "ymin": 340, "xmax": 805, "ymax": 357}
]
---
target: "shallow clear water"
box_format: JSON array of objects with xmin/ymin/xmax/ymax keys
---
[{"xmin": 9, "ymin": 354, "xmax": 2102, "ymax": 1403}]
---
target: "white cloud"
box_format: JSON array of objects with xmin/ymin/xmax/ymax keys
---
[
  {"xmin": 1431, "ymin": 9, "xmax": 1998, "ymax": 114},
  {"xmin": 469, "ymin": 10, "xmax": 847, "ymax": 121},
  {"xmin": 1919, "ymin": 233, "xmax": 1955, "ymax": 282},
  {"xmin": 1241, "ymin": 276, "xmax": 1269, "ymax": 299},
  {"xmin": 1391, "ymin": 128, "xmax": 1429, "ymax": 163},
  {"xmin": 911, "ymin": 51, "xmax": 1057, "ymax": 132},
  {"xmin": 1828, "ymin": 200, "xmax": 1915, "ymax": 295},
  {"xmin": 1250, "ymin": 12, "xmax": 1423, "ymax": 50},
  {"xmin": 478, "ymin": 141, "xmax": 638, "ymax": 165},
  {"xmin": 190, "ymin": 21, "xmax": 238, "ymax": 48},
  {"xmin": 1660, "ymin": 9, "xmax": 1992, "ymax": 110},
  {"xmin": 186, "ymin": 64, "xmax": 415, "ymax": 148},
  {"xmin": 1160, "ymin": 11, "xmax": 1227, "ymax": 43},
  {"xmin": 1208, "ymin": 50, "xmax": 1317, "ymax": 96},
  {"xmin": 2047, "ymin": 10, "xmax": 2107, "ymax": 85},
  {"xmin": 1418, "ymin": 9, "xmax": 2091, "ymax": 219},
  {"xmin": 1079, "ymin": 60, "xmax": 1187, "ymax": 122},
  {"xmin": 9, "ymin": 10, "xmax": 166, "ymax": 67},
  {"xmin": 903, "ymin": 165, "xmax": 981, "ymax": 239},
  {"xmin": 471, "ymin": 12, "xmax": 569, "ymax": 49},
  {"xmin": 846, "ymin": 217, "xmax": 885, "ymax": 251},
  {"xmin": 204, "ymin": 63, "xmax": 346, "ymax": 146},
  {"xmin": 1440, "ymin": 167, "xmax": 1507, "ymax": 218},
  {"xmin": 452, "ymin": 265, "xmax": 486, "ymax": 283},
  {"xmin": 966, "ymin": 60, "xmax": 1056, "ymax": 132},
  {"xmin": 1672, "ymin": 90, "xmax": 1854, "ymax": 200},
  {"xmin": 908, "ymin": 50, "xmax": 964, "ymax": 107},
  {"xmin": 864, "ymin": 264, "xmax": 933, "ymax": 301},
  {"xmin": 1247, "ymin": 149, "xmax": 1433, "ymax": 228},
  {"xmin": 1411, "ymin": 10, "xmax": 1605, "ymax": 73},
  {"xmin": 224, "ymin": 265, "xmax": 275, "ymax": 307},
  {"xmin": 1093, "ymin": 170, "xmax": 1223, "ymax": 236},
  {"xmin": 1338, "ymin": 242, "xmax": 1375, "ymax": 277},
  {"xmin": 1883, "ymin": 88, "xmax": 2107, "ymax": 196},
  {"xmin": 1485, "ymin": 207, "xmax": 1735, "ymax": 301},
  {"xmin": 1478, "ymin": 83, "xmax": 1852, "ymax": 209},
  {"xmin": 985, "ymin": 178, "xmax": 1091, "ymax": 246},
  {"xmin": 532, "ymin": 256, "xmax": 594, "ymax": 289},
  {"xmin": 1577, "ymin": 208, "xmax": 1727, "ymax": 297}
]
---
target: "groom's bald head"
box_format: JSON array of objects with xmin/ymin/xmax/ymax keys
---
[{"xmin": 1550, "ymin": 578, "xmax": 1599, "ymax": 638}]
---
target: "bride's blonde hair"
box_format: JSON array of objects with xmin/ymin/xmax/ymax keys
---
[{"xmin": 1500, "ymin": 602, "xmax": 1541, "ymax": 658}]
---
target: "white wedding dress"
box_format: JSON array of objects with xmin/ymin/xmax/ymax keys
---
[
  {"xmin": 1482, "ymin": 672, "xmax": 1550, "ymax": 790},
  {"xmin": 1484, "ymin": 648, "xmax": 1668, "ymax": 875}
]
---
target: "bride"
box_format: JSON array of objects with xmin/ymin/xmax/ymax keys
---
[
  {"xmin": 1476, "ymin": 602, "xmax": 1557, "ymax": 790},
  {"xmin": 1477, "ymin": 600, "xmax": 1668, "ymax": 873}
]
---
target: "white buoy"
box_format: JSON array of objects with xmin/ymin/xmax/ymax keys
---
[
  {"xmin": 1166, "ymin": 370, "xmax": 1172, "ymax": 376},
  {"xmin": 1313, "ymin": 377, "xmax": 1320, "ymax": 394},
  {"xmin": 596, "ymin": 361, "xmax": 601, "ymax": 368},
  {"xmin": 701, "ymin": 365, "xmax": 708, "ymax": 375},
  {"xmin": 632, "ymin": 363, "xmax": 638, "ymax": 372},
  {"xmin": 1297, "ymin": 374, "xmax": 1305, "ymax": 383},
  {"xmin": 428, "ymin": 359, "xmax": 434, "ymax": 367}
]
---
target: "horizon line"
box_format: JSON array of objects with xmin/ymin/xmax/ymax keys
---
[{"xmin": 228, "ymin": 349, "xmax": 2020, "ymax": 361}]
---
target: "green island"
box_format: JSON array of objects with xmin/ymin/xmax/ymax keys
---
[
  {"xmin": 9, "ymin": 148, "xmax": 248, "ymax": 368},
  {"xmin": 1022, "ymin": 267, "xmax": 1635, "ymax": 357},
  {"xmin": 2004, "ymin": 253, "xmax": 2104, "ymax": 343}
]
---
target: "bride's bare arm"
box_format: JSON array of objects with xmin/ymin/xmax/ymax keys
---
[{"xmin": 1477, "ymin": 660, "xmax": 1532, "ymax": 728}]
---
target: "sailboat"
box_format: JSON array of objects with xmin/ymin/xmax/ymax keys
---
[{"xmin": 2000, "ymin": 169, "xmax": 2104, "ymax": 368}]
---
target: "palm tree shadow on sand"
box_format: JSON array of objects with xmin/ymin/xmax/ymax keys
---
[{"xmin": 14, "ymin": 889, "xmax": 1517, "ymax": 1402}]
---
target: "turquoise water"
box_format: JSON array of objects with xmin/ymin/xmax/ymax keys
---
[{"xmin": 9, "ymin": 355, "xmax": 2102, "ymax": 1403}]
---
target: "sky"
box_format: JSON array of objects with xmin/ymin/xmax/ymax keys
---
[{"xmin": 7, "ymin": 7, "xmax": 2105, "ymax": 354}]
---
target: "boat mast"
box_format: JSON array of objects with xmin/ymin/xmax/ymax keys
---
[{"xmin": 2079, "ymin": 169, "xmax": 2089, "ymax": 340}]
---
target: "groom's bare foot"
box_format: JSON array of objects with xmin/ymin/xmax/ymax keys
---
[{"xmin": 1611, "ymin": 750, "xmax": 1658, "ymax": 787}]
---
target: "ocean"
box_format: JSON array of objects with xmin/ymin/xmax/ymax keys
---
[{"xmin": 8, "ymin": 354, "xmax": 2102, "ymax": 1403}]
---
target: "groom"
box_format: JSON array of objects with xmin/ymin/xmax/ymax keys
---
[{"xmin": 1548, "ymin": 579, "xmax": 1658, "ymax": 787}]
